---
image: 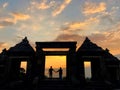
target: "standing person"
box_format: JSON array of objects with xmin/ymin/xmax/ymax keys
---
[
  {"xmin": 57, "ymin": 67, "xmax": 63, "ymax": 79},
  {"xmin": 49, "ymin": 66, "xmax": 54, "ymax": 78}
]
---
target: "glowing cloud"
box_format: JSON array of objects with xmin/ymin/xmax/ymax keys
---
[
  {"xmin": 52, "ymin": 0, "xmax": 72, "ymax": 16},
  {"xmin": 30, "ymin": 0, "xmax": 55, "ymax": 10},
  {"xmin": 0, "ymin": 42, "xmax": 9, "ymax": 52},
  {"xmin": 62, "ymin": 17, "xmax": 99, "ymax": 33},
  {"xmin": 11, "ymin": 12, "xmax": 30, "ymax": 23},
  {"xmin": 0, "ymin": 26, "xmax": 4, "ymax": 28},
  {"xmin": 29, "ymin": 0, "xmax": 71, "ymax": 16},
  {"xmin": 55, "ymin": 22, "xmax": 120, "ymax": 55},
  {"xmin": 0, "ymin": 17, "xmax": 15, "ymax": 28},
  {"xmin": 0, "ymin": 12, "xmax": 30, "ymax": 28},
  {"xmin": 38, "ymin": 0, "xmax": 51, "ymax": 9},
  {"xmin": 83, "ymin": 2, "xmax": 106, "ymax": 15}
]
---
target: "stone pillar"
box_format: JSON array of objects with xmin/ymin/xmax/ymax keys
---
[
  {"xmin": 36, "ymin": 48, "xmax": 45, "ymax": 79},
  {"xmin": 8, "ymin": 58, "xmax": 21, "ymax": 80},
  {"xmin": 67, "ymin": 46, "xmax": 78, "ymax": 83},
  {"xmin": 26, "ymin": 58, "xmax": 32, "ymax": 81},
  {"xmin": 79, "ymin": 59, "xmax": 85, "ymax": 82},
  {"xmin": 91, "ymin": 58, "xmax": 101, "ymax": 81}
]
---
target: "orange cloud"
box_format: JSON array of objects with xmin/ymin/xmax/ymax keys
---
[
  {"xmin": 88, "ymin": 25, "xmax": 120, "ymax": 55},
  {"xmin": 62, "ymin": 17, "xmax": 99, "ymax": 33},
  {"xmin": 83, "ymin": 2, "xmax": 106, "ymax": 15},
  {"xmin": 30, "ymin": 0, "xmax": 55, "ymax": 10},
  {"xmin": 38, "ymin": 0, "xmax": 51, "ymax": 9},
  {"xmin": 69, "ymin": 22, "xmax": 87, "ymax": 30},
  {"xmin": 55, "ymin": 22, "xmax": 120, "ymax": 56},
  {"xmin": 54, "ymin": 33, "xmax": 85, "ymax": 49},
  {"xmin": 0, "ymin": 12, "xmax": 30, "ymax": 28},
  {"xmin": 29, "ymin": 0, "xmax": 71, "ymax": 16},
  {"xmin": 0, "ymin": 26, "xmax": 4, "ymax": 28},
  {"xmin": 104, "ymin": 26, "xmax": 120, "ymax": 55},
  {"xmin": 52, "ymin": 0, "xmax": 72, "ymax": 16},
  {"xmin": 0, "ymin": 42, "xmax": 9, "ymax": 52},
  {"xmin": 0, "ymin": 17, "xmax": 15, "ymax": 28},
  {"xmin": 11, "ymin": 12, "xmax": 30, "ymax": 23}
]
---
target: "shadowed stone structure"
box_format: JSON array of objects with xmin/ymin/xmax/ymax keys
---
[
  {"xmin": 35, "ymin": 42, "xmax": 77, "ymax": 80},
  {"xmin": 76, "ymin": 37, "xmax": 120, "ymax": 82},
  {"xmin": 7, "ymin": 37, "xmax": 35, "ymax": 81},
  {"xmin": 0, "ymin": 37, "xmax": 120, "ymax": 90}
]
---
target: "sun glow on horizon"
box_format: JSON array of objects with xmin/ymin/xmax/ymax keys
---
[
  {"xmin": 45, "ymin": 56, "xmax": 66, "ymax": 78},
  {"xmin": 45, "ymin": 56, "xmax": 66, "ymax": 69}
]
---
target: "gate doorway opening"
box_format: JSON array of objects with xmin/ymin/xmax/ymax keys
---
[
  {"xmin": 84, "ymin": 61, "xmax": 91, "ymax": 79},
  {"xmin": 45, "ymin": 56, "xmax": 66, "ymax": 78},
  {"xmin": 36, "ymin": 42, "xmax": 77, "ymax": 80},
  {"xmin": 20, "ymin": 61, "xmax": 27, "ymax": 74}
]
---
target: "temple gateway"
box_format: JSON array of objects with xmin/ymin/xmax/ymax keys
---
[{"xmin": 0, "ymin": 37, "xmax": 120, "ymax": 89}]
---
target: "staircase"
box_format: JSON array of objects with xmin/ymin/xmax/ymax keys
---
[
  {"xmin": 36, "ymin": 79, "xmax": 80, "ymax": 90},
  {"xmin": 84, "ymin": 81, "xmax": 113, "ymax": 90},
  {"xmin": 33, "ymin": 78, "xmax": 114, "ymax": 90}
]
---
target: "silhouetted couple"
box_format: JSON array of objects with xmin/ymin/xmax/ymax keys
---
[{"xmin": 49, "ymin": 66, "xmax": 63, "ymax": 79}]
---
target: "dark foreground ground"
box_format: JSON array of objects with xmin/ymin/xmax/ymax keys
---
[{"xmin": 0, "ymin": 79, "xmax": 120, "ymax": 90}]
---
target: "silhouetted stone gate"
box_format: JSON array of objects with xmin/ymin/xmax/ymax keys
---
[
  {"xmin": 35, "ymin": 42, "xmax": 77, "ymax": 80},
  {"xmin": 76, "ymin": 37, "xmax": 120, "ymax": 82},
  {"xmin": 0, "ymin": 37, "xmax": 120, "ymax": 89},
  {"xmin": 7, "ymin": 37, "xmax": 35, "ymax": 81},
  {"xmin": 77, "ymin": 56, "xmax": 104, "ymax": 80}
]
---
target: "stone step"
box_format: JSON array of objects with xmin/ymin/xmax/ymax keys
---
[
  {"xmin": 36, "ymin": 79, "xmax": 76, "ymax": 90},
  {"xmin": 85, "ymin": 81, "xmax": 113, "ymax": 90}
]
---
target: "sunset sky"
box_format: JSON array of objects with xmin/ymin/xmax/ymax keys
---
[{"xmin": 0, "ymin": 0, "xmax": 120, "ymax": 59}]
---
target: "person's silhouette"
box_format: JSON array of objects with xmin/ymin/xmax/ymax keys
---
[
  {"xmin": 49, "ymin": 66, "xmax": 54, "ymax": 78},
  {"xmin": 57, "ymin": 67, "xmax": 63, "ymax": 79}
]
